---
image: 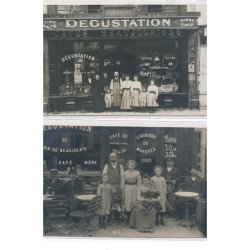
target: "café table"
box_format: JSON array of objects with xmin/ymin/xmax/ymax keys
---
[
  {"xmin": 174, "ymin": 191, "xmax": 199, "ymax": 230},
  {"xmin": 76, "ymin": 194, "xmax": 98, "ymax": 201},
  {"xmin": 69, "ymin": 194, "xmax": 100, "ymax": 232}
]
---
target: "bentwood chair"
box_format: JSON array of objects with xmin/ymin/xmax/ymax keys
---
[
  {"xmin": 69, "ymin": 195, "xmax": 102, "ymax": 233},
  {"xmin": 43, "ymin": 195, "xmax": 70, "ymax": 233},
  {"xmin": 65, "ymin": 98, "xmax": 76, "ymax": 113},
  {"xmin": 163, "ymin": 94, "xmax": 174, "ymax": 110}
]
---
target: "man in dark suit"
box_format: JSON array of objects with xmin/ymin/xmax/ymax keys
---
[
  {"xmin": 175, "ymin": 166, "xmax": 206, "ymax": 220},
  {"xmin": 165, "ymin": 159, "xmax": 181, "ymax": 188},
  {"xmin": 45, "ymin": 169, "xmax": 64, "ymax": 195},
  {"xmin": 165, "ymin": 159, "xmax": 181, "ymax": 216},
  {"xmin": 90, "ymin": 74, "xmax": 105, "ymax": 112}
]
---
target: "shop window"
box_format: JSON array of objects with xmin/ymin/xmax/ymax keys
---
[
  {"xmin": 147, "ymin": 5, "xmax": 162, "ymax": 13},
  {"xmin": 135, "ymin": 128, "xmax": 157, "ymax": 175},
  {"xmin": 43, "ymin": 127, "xmax": 101, "ymax": 171},
  {"xmin": 87, "ymin": 5, "xmax": 102, "ymax": 13}
]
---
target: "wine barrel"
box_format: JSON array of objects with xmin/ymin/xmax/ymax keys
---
[{"xmin": 196, "ymin": 199, "xmax": 207, "ymax": 236}]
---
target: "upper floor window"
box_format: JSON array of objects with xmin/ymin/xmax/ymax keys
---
[
  {"xmin": 88, "ymin": 5, "xmax": 102, "ymax": 13},
  {"xmin": 147, "ymin": 5, "xmax": 162, "ymax": 13},
  {"xmin": 57, "ymin": 5, "xmax": 71, "ymax": 14}
]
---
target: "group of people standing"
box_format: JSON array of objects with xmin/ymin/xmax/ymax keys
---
[
  {"xmin": 98, "ymin": 153, "xmax": 167, "ymax": 232},
  {"xmin": 97, "ymin": 152, "xmax": 206, "ymax": 232},
  {"xmin": 90, "ymin": 71, "xmax": 159, "ymax": 112}
]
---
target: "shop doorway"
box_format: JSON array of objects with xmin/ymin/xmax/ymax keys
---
[{"xmin": 102, "ymin": 50, "xmax": 137, "ymax": 78}]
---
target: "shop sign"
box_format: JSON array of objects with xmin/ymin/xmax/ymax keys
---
[
  {"xmin": 43, "ymin": 145, "xmax": 87, "ymax": 153},
  {"xmin": 58, "ymin": 160, "xmax": 73, "ymax": 165},
  {"xmin": 136, "ymin": 133, "xmax": 156, "ymax": 155},
  {"xmin": 43, "ymin": 17, "xmax": 197, "ymax": 31},
  {"xmin": 104, "ymin": 8, "xmax": 134, "ymax": 17},
  {"xmin": 109, "ymin": 132, "xmax": 129, "ymax": 155},
  {"xmin": 83, "ymin": 160, "xmax": 98, "ymax": 165},
  {"xmin": 45, "ymin": 29, "xmax": 183, "ymax": 39},
  {"xmin": 164, "ymin": 134, "xmax": 177, "ymax": 158},
  {"xmin": 61, "ymin": 53, "xmax": 95, "ymax": 63},
  {"xmin": 162, "ymin": 54, "xmax": 178, "ymax": 70},
  {"xmin": 43, "ymin": 126, "xmax": 92, "ymax": 133}
]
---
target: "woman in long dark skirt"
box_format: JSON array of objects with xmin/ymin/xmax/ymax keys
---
[
  {"xmin": 90, "ymin": 74, "xmax": 105, "ymax": 112},
  {"xmin": 129, "ymin": 174, "xmax": 161, "ymax": 233}
]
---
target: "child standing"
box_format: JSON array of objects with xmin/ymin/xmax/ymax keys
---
[
  {"xmin": 104, "ymin": 89, "xmax": 113, "ymax": 110},
  {"xmin": 150, "ymin": 166, "xmax": 167, "ymax": 226},
  {"xmin": 147, "ymin": 79, "xmax": 159, "ymax": 107},
  {"xmin": 97, "ymin": 174, "xmax": 112, "ymax": 229},
  {"xmin": 140, "ymin": 87, "xmax": 148, "ymax": 107}
]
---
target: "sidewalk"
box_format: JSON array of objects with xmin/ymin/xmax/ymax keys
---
[
  {"xmin": 44, "ymin": 108, "xmax": 207, "ymax": 117},
  {"xmin": 44, "ymin": 218, "xmax": 204, "ymax": 238}
]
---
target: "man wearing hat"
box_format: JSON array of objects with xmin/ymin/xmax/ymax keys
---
[
  {"xmin": 165, "ymin": 159, "xmax": 181, "ymax": 188},
  {"xmin": 175, "ymin": 166, "xmax": 206, "ymax": 221}
]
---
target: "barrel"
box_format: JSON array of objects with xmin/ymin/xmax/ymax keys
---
[{"xmin": 196, "ymin": 199, "xmax": 207, "ymax": 236}]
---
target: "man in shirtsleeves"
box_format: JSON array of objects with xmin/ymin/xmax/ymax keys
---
[
  {"xmin": 102, "ymin": 152, "xmax": 125, "ymax": 219},
  {"xmin": 110, "ymin": 71, "xmax": 122, "ymax": 111}
]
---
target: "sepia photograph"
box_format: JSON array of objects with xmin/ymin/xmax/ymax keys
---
[
  {"xmin": 43, "ymin": 125, "xmax": 207, "ymax": 238},
  {"xmin": 43, "ymin": 3, "xmax": 207, "ymax": 116}
]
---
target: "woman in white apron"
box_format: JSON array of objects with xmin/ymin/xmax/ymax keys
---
[
  {"xmin": 120, "ymin": 74, "xmax": 132, "ymax": 110},
  {"xmin": 110, "ymin": 71, "xmax": 122, "ymax": 110},
  {"xmin": 131, "ymin": 75, "xmax": 142, "ymax": 107}
]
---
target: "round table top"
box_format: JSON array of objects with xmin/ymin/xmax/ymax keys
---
[
  {"xmin": 76, "ymin": 194, "xmax": 98, "ymax": 201},
  {"xmin": 174, "ymin": 191, "xmax": 199, "ymax": 198}
]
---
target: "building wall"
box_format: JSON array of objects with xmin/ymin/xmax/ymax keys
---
[{"xmin": 188, "ymin": 4, "xmax": 207, "ymax": 109}]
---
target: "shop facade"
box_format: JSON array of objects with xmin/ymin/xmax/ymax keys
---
[
  {"xmin": 43, "ymin": 5, "xmax": 201, "ymax": 113},
  {"xmin": 43, "ymin": 126, "xmax": 206, "ymax": 192}
]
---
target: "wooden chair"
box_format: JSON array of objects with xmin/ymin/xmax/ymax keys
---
[
  {"xmin": 44, "ymin": 195, "xmax": 70, "ymax": 232},
  {"xmin": 69, "ymin": 195, "xmax": 102, "ymax": 233},
  {"xmin": 66, "ymin": 99, "xmax": 76, "ymax": 113},
  {"xmin": 190, "ymin": 98, "xmax": 200, "ymax": 110},
  {"xmin": 190, "ymin": 92, "xmax": 200, "ymax": 110},
  {"xmin": 163, "ymin": 95, "xmax": 174, "ymax": 110}
]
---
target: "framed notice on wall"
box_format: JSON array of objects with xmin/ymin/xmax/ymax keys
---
[{"xmin": 188, "ymin": 63, "xmax": 195, "ymax": 72}]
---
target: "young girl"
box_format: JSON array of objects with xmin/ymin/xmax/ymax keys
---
[
  {"xmin": 97, "ymin": 174, "xmax": 112, "ymax": 229},
  {"xmin": 150, "ymin": 166, "xmax": 167, "ymax": 226},
  {"xmin": 131, "ymin": 75, "xmax": 142, "ymax": 107},
  {"xmin": 104, "ymin": 89, "xmax": 113, "ymax": 110},
  {"xmin": 140, "ymin": 87, "xmax": 148, "ymax": 107},
  {"xmin": 147, "ymin": 79, "xmax": 159, "ymax": 107}
]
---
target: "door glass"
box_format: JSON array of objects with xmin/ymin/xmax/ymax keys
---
[{"xmin": 135, "ymin": 128, "xmax": 157, "ymax": 176}]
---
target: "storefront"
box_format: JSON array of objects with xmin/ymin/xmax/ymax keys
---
[
  {"xmin": 43, "ymin": 126, "xmax": 206, "ymax": 192},
  {"xmin": 43, "ymin": 5, "xmax": 201, "ymax": 112}
]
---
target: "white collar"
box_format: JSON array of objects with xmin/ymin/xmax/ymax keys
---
[
  {"xmin": 167, "ymin": 166, "xmax": 173, "ymax": 171},
  {"xmin": 191, "ymin": 176, "xmax": 197, "ymax": 181}
]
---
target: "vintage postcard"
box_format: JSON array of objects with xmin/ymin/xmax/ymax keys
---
[
  {"xmin": 43, "ymin": 3, "xmax": 207, "ymax": 116},
  {"xmin": 43, "ymin": 125, "xmax": 207, "ymax": 237}
]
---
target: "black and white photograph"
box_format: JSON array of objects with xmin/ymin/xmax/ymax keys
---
[
  {"xmin": 43, "ymin": 3, "xmax": 207, "ymax": 116},
  {"xmin": 43, "ymin": 125, "xmax": 207, "ymax": 238}
]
